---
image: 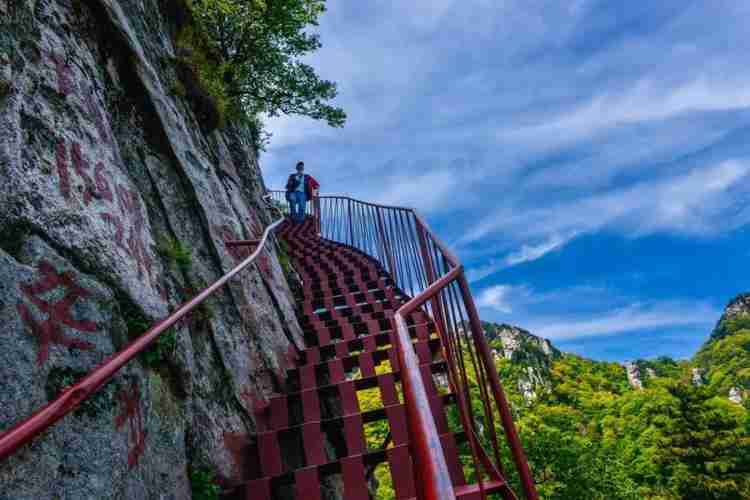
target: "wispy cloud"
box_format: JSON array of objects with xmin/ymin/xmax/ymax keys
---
[
  {"xmin": 373, "ymin": 169, "xmax": 467, "ymax": 213},
  {"xmin": 260, "ymin": 2, "xmax": 750, "ymax": 360},
  {"xmin": 475, "ymin": 285, "xmax": 528, "ymax": 313},
  {"xmin": 467, "ymin": 233, "xmax": 573, "ymax": 282},
  {"xmin": 475, "ymin": 283, "xmax": 721, "ymax": 342},
  {"xmin": 527, "ymin": 301, "xmax": 719, "ymax": 341},
  {"xmin": 462, "ymin": 160, "xmax": 750, "ymax": 246},
  {"xmin": 503, "ymin": 234, "xmax": 570, "ymax": 266},
  {"xmin": 502, "ymin": 78, "xmax": 750, "ymax": 147}
]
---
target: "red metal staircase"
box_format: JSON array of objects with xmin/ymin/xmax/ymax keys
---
[
  {"xmin": 0, "ymin": 194, "xmax": 538, "ymax": 500},
  {"xmin": 223, "ymin": 217, "xmax": 512, "ymax": 499}
]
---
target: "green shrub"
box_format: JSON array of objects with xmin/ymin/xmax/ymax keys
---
[
  {"xmin": 190, "ymin": 467, "xmax": 219, "ymax": 500},
  {"xmin": 173, "ymin": 23, "xmax": 230, "ymax": 131},
  {"xmin": 169, "ymin": 0, "xmax": 345, "ymax": 130},
  {"xmin": 713, "ymin": 313, "xmax": 750, "ymax": 341},
  {"xmin": 0, "ymin": 80, "xmax": 10, "ymax": 98},
  {"xmin": 157, "ymin": 236, "xmax": 192, "ymax": 272},
  {"xmin": 141, "ymin": 329, "xmax": 178, "ymax": 368},
  {"xmin": 276, "ymin": 240, "xmax": 292, "ymax": 277},
  {"xmin": 170, "ymin": 79, "xmax": 187, "ymax": 98}
]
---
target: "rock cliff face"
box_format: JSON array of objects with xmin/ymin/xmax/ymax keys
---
[
  {"xmin": 483, "ymin": 296, "xmax": 749, "ymax": 407},
  {"xmin": 710, "ymin": 293, "xmax": 750, "ymax": 341},
  {"xmin": 719, "ymin": 293, "xmax": 750, "ymax": 322},
  {"xmin": 624, "ymin": 362, "xmax": 643, "ymax": 390},
  {"xmin": 482, "ymin": 322, "xmax": 561, "ymax": 401},
  {"xmin": 0, "ymin": 1, "xmax": 303, "ymax": 498}
]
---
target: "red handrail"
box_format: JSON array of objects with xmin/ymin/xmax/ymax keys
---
[
  {"xmin": 0, "ymin": 212, "xmax": 286, "ymax": 461},
  {"xmin": 270, "ymin": 190, "xmax": 539, "ymax": 500}
]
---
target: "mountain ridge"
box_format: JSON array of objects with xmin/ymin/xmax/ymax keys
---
[
  {"xmin": 486, "ymin": 292, "xmax": 750, "ymax": 499},
  {"xmin": 484, "ymin": 292, "xmax": 750, "ymax": 405}
]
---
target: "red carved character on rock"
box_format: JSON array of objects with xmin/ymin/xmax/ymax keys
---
[
  {"xmin": 71, "ymin": 142, "xmax": 97, "ymax": 205},
  {"xmin": 116, "ymin": 185, "xmax": 153, "ymax": 280},
  {"xmin": 55, "ymin": 140, "xmax": 113, "ymax": 205},
  {"xmin": 257, "ymin": 251, "xmax": 271, "ymax": 279},
  {"xmin": 48, "ymin": 52, "xmax": 75, "ymax": 97},
  {"xmin": 115, "ymin": 382, "xmax": 147, "ymax": 468},
  {"xmin": 81, "ymin": 83, "xmax": 111, "ymax": 144},
  {"xmin": 100, "ymin": 212, "xmax": 127, "ymax": 253},
  {"xmin": 16, "ymin": 260, "xmax": 99, "ymax": 365}
]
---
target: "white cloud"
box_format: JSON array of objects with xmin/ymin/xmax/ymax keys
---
[
  {"xmin": 373, "ymin": 170, "xmax": 457, "ymax": 213},
  {"xmin": 466, "ymin": 261, "xmax": 505, "ymax": 284},
  {"xmin": 466, "ymin": 233, "xmax": 573, "ymax": 282},
  {"xmin": 462, "ymin": 160, "xmax": 750, "ymax": 245},
  {"xmin": 527, "ymin": 301, "xmax": 719, "ymax": 340},
  {"xmin": 475, "ymin": 285, "xmax": 528, "ymax": 313},
  {"xmin": 502, "ymin": 77, "xmax": 750, "ymax": 147},
  {"xmin": 503, "ymin": 233, "xmax": 571, "ymax": 266},
  {"xmin": 475, "ymin": 283, "xmax": 720, "ymax": 342},
  {"xmin": 476, "ymin": 282, "xmax": 611, "ymax": 313}
]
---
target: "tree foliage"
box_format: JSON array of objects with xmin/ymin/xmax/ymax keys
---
[
  {"xmin": 336, "ymin": 315, "xmax": 750, "ymax": 499},
  {"xmin": 440, "ymin": 317, "xmax": 750, "ymax": 500},
  {"xmin": 186, "ymin": 0, "xmax": 346, "ymax": 128}
]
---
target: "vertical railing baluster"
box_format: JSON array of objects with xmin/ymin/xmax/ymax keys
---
[
  {"xmin": 458, "ymin": 273, "xmax": 538, "ymax": 500},
  {"xmin": 346, "ymin": 198, "xmax": 354, "ymax": 246},
  {"xmin": 375, "ymin": 206, "xmax": 397, "ymax": 285},
  {"xmin": 262, "ymin": 191, "xmax": 538, "ymax": 500}
]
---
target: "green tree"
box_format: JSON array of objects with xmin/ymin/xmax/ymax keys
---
[
  {"xmin": 655, "ymin": 383, "xmax": 750, "ymax": 499},
  {"xmin": 188, "ymin": 0, "xmax": 346, "ymax": 127},
  {"xmin": 695, "ymin": 315, "xmax": 750, "ymax": 400}
]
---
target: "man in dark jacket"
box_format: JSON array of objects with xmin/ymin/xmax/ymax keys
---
[{"xmin": 285, "ymin": 161, "xmax": 319, "ymax": 223}]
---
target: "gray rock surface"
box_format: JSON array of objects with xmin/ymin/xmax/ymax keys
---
[
  {"xmin": 624, "ymin": 362, "xmax": 643, "ymax": 390},
  {"xmin": 728, "ymin": 387, "xmax": 743, "ymax": 404},
  {"xmin": 692, "ymin": 368, "xmax": 704, "ymax": 386},
  {"xmin": 483, "ymin": 322, "xmax": 561, "ymax": 402},
  {"xmin": 721, "ymin": 293, "xmax": 750, "ymax": 321},
  {"xmin": 711, "ymin": 293, "xmax": 750, "ymax": 341},
  {"xmin": 484, "ymin": 323, "xmax": 559, "ymax": 361},
  {"xmin": 0, "ymin": 1, "xmax": 303, "ymax": 497}
]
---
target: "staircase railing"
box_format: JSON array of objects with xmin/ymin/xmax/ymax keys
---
[
  {"xmin": 271, "ymin": 191, "xmax": 538, "ymax": 500},
  {"xmin": 0, "ymin": 198, "xmax": 286, "ymax": 461}
]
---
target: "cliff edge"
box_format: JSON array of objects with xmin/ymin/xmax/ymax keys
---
[{"xmin": 0, "ymin": 1, "xmax": 304, "ymax": 498}]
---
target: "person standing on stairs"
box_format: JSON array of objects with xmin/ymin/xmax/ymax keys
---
[{"xmin": 285, "ymin": 161, "xmax": 319, "ymax": 224}]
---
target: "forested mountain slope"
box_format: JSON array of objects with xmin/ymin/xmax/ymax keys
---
[{"xmin": 492, "ymin": 294, "xmax": 750, "ymax": 499}]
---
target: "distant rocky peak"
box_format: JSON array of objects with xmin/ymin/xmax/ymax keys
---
[
  {"xmin": 482, "ymin": 322, "xmax": 561, "ymax": 362},
  {"xmin": 724, "ymin": 293, "xmax": 750, "ymax": 319},
  {"xmin": 625, "ymin": 362, "xmax": 644, "ymax": 390},
  {"xmin": 481, "ymin": 322, "xmax": 561, "ymax": 403},
  {"xmin": 710, "ymin": 293, "xmax": 750, "ymax": 342}
]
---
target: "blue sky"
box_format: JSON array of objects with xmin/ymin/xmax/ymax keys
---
[{"xmin": 261, "ymin": 0, "xmax": 750, "ymax": 362}]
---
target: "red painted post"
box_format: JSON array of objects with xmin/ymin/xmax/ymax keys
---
[
  {"xmin": 314, "ymin": 193, "xmax": 321, "ymax": 236},
  {"xmin": 457, "ymin": 272, "xmax": 539, "ymax": 500},
  {"xmin": 375, "ymin": 207, "xmax": 398, "ymax": 284},
  {"xmin": 415, "ymin": 219, "xmax": 448, "ymax": 338},
  {"xmin": 347, "ymin": 198, "xmax": 354, "ymax": 247},
  {"xmin": 392, "ymin": 314, "xmax": 456, "ymax": 500}
]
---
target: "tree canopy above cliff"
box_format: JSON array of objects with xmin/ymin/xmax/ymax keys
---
[{"xmin": 175, "ymin": 0, "xmax": 346, "ymax": 133}]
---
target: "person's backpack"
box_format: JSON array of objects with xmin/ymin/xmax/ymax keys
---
[{"xmin": 285, "ymin": 174, "xmax": 300, "ymax": 192}]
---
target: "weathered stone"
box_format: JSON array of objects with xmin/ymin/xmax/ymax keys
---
[
  {"xmin": 728, "ymin": 387, "xmax": 743, "ymax": 404},
  {"xmin": 721, "ymin": 294, "xmax": 750, "ymax": 321},
  {"xmin": 485, "ymin": 323, "xmax": 559, "ymax": 361},
  {"xmin": 483, "ymin": 322, "xmax": 561, "ymax": 402},
  {"xmin": 710, "ymin": 293, "xmax": 750, "ymax": 341},
  {"xmin": 0, "ymin": 0, "xmax": 304, "ymax": 497},
  {"xmin": 624, "ymin": 362, "xmax": 643, "ymax": 390},
  {"xmin": 692, "ymin": 368, "xmax": 704, "ymax": 386}
]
